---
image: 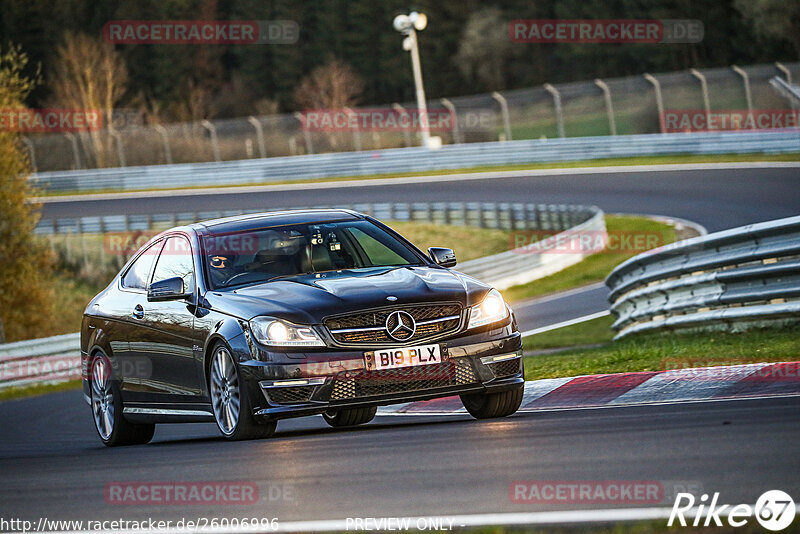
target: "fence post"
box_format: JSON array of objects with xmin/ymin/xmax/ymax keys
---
[
  {"xmin": 543, "ymin": 84, "xmax": 565, "ymax": 138},
  {"xmin": 775, "ymin": 62, "xmax": 792, "ymax": 84},
  {"xmin": 690, "ymin": 68, "xmax": 711, "ymax": 128},
  {"xmin": 594, "ymin": 78, "xmax": 617, "ymax": 136},
  {"xmin": 644, "ymin": 73, "xmax": 665, "ymax": 133},
  {"xmin": 294, "ymin": 112, "xmax": 314, "ymax": 154},
  {"xmin": 775, "ymin": 63, "xmax": 796, "ymax": 112},
  {"xmin": 440, "ymin": 98, "xmax": 461, "ymax": 144},
  {"xmin": 201, "ymin": 120, "xmax": 221, "ymax": 162},
  {"xmin": 393, "ymin": 103, "xmax": 413, "ymax": 147},
  {"xmin": 110, "ymin": 130, "xmax": 126, "ymax": 167},
  {"xmin": 154, "ymin": 125, "xmax": 173, "ymax": 164},
  {"xmin": 20, "ymin": 136, "xmax": 36, "ymax": 172},
  {"xmin": 64, "ymin": 133, "xmax": 83, "ymax": 170},
  {"xmin": 731, "ymin": 65, "xmax": 754, "ymax": 117},
  {"xmin": 247, "ymin": 116, "xmax": 267, "ymax": 158},
  {"xmin": 491, "ymin": 91, "xmax": 512, "ymax": 142}
]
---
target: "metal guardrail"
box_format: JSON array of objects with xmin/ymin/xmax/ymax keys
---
[
  {"xmin": 36, "ymin": 201, "xmax": 598, "ymax": 235},
  {"xmin": 10, "ymin": 202, "xmax": 604, "ymax": 390},
  {"xmin": 606, "ymin": 215, "xmax": 800, "ymax": 339},
  {"xmin": 31, "ymin": 130, "xmax": 800, "ymax": 193},
  {"xmin": 769, "ymin": 77, "xmax": 800, "ymax": 106},
  {"xmin": 0, "ymin": 334, "xmax": 82, "ymax": 389}
]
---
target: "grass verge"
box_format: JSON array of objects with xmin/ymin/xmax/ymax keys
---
[
  {"xmin": 35, "ymin": 152, "xmax": 800, "ymax": 197},
  {"xmin": 0, "ymin": 380, "xmax": 82, "ymax": 402},
  {"xmin": 522, "ymin": 324, "xmax": 800, "ymax": 381},
  {"xmin": 502, "ymin": 215, "xmax": 682, "ymax": 303},
  {"xmin": 523, "ymin": 315, "xmax": 616, "ymax": 352}
]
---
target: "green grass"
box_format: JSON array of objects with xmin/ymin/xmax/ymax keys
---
[
  {"xmin": 523, "ymin": 315, "xmax": 616, "ymax": 351},
  {"xmin": 522, "ymin": 325, "xmax": 800, "ymax": 381},
  {"xmin": 0, "ymin": 380, "xmax": 82, "ymax": 402},
  {"xmin": 33, "ymin": 152, "xmax": 800, "ymax": 197},
  {"xmin": 389, "ymin": 221, "xmax": 511, "ymax": 263},
  {"xmin": 502, "ymin": 215, "xmax": 680, "ymax": 303}
]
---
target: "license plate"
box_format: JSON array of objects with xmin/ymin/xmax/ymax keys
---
[{"xmin": 369, "ymin": 344, "xmax": 442, "ymax": 371}]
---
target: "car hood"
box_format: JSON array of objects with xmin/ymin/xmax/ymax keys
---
[{"xmin": 203, "ymin": 266, "xmax": 491, "ymax": 324}]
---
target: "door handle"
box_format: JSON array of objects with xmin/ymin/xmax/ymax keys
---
[{"xmin": 133, "ymin": 304, "xmax": 144, "ymax": 319}]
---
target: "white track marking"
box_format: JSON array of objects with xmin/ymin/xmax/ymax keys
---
[
  {"xmin": 519, "ymin": 310, "xmax": 610, "ymax": 338},
  {"xmin": 51, "ymin": 504, "xmax": 800, "ymax": 533}
]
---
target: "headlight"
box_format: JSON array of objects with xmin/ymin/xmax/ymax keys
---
[
  {"xmin": 468, "ymin": 289, "xmax": 509, "ymax": 329},
  {"xmin": 249, "ymin": 317, "xmax": 325, "ymax": 347}
]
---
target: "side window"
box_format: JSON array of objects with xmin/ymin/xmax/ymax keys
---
[
  {"xmin": 151, "ymin": 236, "xmax": 195, "ymax": 292},
  {"xmin": 121, "ymin": 241, "xmax": 162, "ymax": 290}
]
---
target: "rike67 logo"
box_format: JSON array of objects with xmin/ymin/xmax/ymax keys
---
[{"xmin": 669, "ymin": 490, "xmax": 796, "ymax": 531}]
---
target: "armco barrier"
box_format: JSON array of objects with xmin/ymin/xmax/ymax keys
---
[
  {"xmin": 31, "ymin": 130, "xmax": 800, "ymax": 193},
  {"xmin": 8, "ymin": 203, "xmax": 605, "ymax": 389},
  {"xmin": 606, "ymin": 215, "xmax": 800, "ymax": 339},
  {"xmin": 0, "ymin": 333, "xmax": 82, "ymax": 389}
]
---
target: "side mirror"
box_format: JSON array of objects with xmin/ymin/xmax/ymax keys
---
[
  {"xmin": 147, "ymin": 276, "xmax": 189, "ymax": 301},
  {"xmin": 428, "ymin": 247, "xmax": 457, "ymax": 268}
]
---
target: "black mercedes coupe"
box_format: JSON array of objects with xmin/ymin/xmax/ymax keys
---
[{"xmin": 81, "ymin": 209, "xmax": 524, "ymax": 446}]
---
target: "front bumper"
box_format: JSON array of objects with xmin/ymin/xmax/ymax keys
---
[{"xmin": 238, "ymin": 329, "xmax": 524, "ymax": 420}]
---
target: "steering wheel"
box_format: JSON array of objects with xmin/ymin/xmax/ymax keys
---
[{"xmin": 221, "ymin": 271, "xmax": 254, "ymax": 286}]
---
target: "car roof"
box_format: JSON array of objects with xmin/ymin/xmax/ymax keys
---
[{"xmin": 190, "ymin": 208, "xmax": 363, "ymax": 235}]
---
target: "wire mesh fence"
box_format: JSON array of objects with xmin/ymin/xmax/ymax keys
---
[{"xmin": 21, "ymin": 62, "xmax": 800, "ymax": 172}]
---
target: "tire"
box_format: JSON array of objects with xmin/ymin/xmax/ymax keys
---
[
  {"xmin": 90, "ymin": 354, "xmax": 155, "ymax": 447},
  {"xmin": 460, "ymin": 385, "xmax": 524, "ymax": 419},
  {"xmin": 209, "ymin": 342, "xmax": 276, "ymax": 441},
  {"xmin": 323, "ymin": 406, "xmax": 377, "ymax": 428}
]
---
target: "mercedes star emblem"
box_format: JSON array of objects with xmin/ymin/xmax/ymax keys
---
[{"xmin": 385, "ymin": 310, "xmax": 416, "ymax": 341}]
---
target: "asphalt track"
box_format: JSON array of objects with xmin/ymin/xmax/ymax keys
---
[
  {"xmin": 1, "ymin": 391, "xmax": 799, "ymax": 526},
  {"xmin": 39, "ymin": 165, "xmax": 800, "ymax": 232},
  {"xmin": 4, "ymin": 164, "xmax": 798, "ymax": 529}
]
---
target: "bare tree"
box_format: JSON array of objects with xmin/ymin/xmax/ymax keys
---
[
  {"xmin": 456, "ymin": 8, "xmax": 513, "ymax": 91},
  {"xmin": 735, "ymin": 0, "xmax": 800, "ymax": 58},
  {"xmin": 49, "ymin": 32, "xmax": 128, "ymax": 167},
  {"xmin": 294, "ymin": 58, "xmax": 363, "ymax": 110},
  {"xmin": 0, "ymin": 44, "xmax": 55, "ymax": 342}
]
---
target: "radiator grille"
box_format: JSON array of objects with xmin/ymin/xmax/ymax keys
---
[
  {"xmin": 325, "ymin": 303, "xmax": 462, "ymax": 346},
  {"xmin": 330, "ymin": 358, "xmax": 477, "ymax": 400}
]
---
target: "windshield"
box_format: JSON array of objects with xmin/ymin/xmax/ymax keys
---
[{"xmin": 203, "ymin": 219, "xmax": 423, "ymax": 289}]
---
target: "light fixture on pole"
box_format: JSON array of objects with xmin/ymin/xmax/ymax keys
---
[{"xmin": 393, "ymin": 11, "xmax": 431, "ymax": 148}]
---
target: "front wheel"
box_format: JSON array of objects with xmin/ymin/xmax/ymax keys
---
[
  {"xmin": 90, "ymin": 354, "xmax": 155, "ymax": 447},
  {"xmin": 323, "ymin": 406, "xmax": 377, "ymax": 428},
  {"xmin": 209, "ymin": 342, "xmax": 276, "ymax": 441},
  {"xmin": 460, "ymin": 386, "xmax": 523, "ymax": 419}
]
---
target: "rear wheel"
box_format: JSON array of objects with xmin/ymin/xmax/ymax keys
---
[
  {"xmin": 90, "ymin": 354, "xmax": 155, "ymax": 447},
  {"xmin": 209, "ymin": 342, "xmax": 276, "ymax": 441},
  {"xmin": 460, "ymin": 385, "xmax": 523, "ymax": 419},
  {"xmin": 323, "ymin": 406, "xmax": 377, "ymax": 428}
]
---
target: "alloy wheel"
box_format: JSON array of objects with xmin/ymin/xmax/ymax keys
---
[
  {"xmin": 91, "ymin": 357, "xmax": 115, "ymax": 440},
  {"xmin": 210, "ymin": 347, "xmax": 241, "ymax": 435}
]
